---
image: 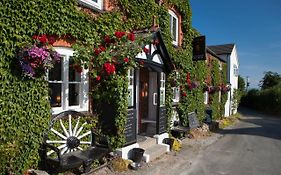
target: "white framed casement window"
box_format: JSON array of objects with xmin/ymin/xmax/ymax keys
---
[
  {"xmin": 168, "ymin": 10, "xmax": 179, "ymax": 46},
  {"xmin": 78, "ymin": 0, "xmax": 103, "ymax": 11},
  {"xmin": 159, "ymin": 72, "xmax": 166, "ymax": 106},
  {"xmin": 204, "ymin": 91, "xmax": 209, "ymax": 104},
  {"xmin": 172, "ymin": 87, "xmax": 180, "ymax": 103},
  {"xmin": 127, "ymin": 69, "xmax": 134, "ymax": 107},
  {"xmin": 48, "ymin": 47, "xmax": 89, "ymax": 114}
]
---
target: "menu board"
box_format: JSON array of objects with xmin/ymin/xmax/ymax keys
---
[
  {"xmin": 124, "ymin": 109, "xmax": 137, "ymax": 145},
  {"xmin": 158, "ymin": 107, "xmax": 167, "ymax": 134}
]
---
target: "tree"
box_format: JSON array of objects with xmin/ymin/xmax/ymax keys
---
[
  {"xmin": 259, "ymin": 71, "xmax": 281, "ymax": 90},
  {"xmin": 238, "ymin": 75, "xmax": 246, "ymax": 92}
]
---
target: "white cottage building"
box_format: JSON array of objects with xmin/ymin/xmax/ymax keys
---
[{"xmin": 209, "ymin": 44, "xmax": 239, "ymax": 116}]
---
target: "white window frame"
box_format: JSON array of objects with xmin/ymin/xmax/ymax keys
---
[
  {"xmin": 160, "ymin": 72, "xmax": 166, "ymax": 106},
  {"xmin": 172, "ymin": 87, "xmax": 180, "ymax": 103},
  {"xmin": 168, "ymin": 10, "xmax": 179, "ymax": 46},
  {"xmin": 48, "ymin": 47, "xmax": 89, "ymax": 114},
  {"xmin": 78, "ymin": 0, "xmax": 103, "ymax": 11},
  {"xmin": 127, "ymin": 69, "xmax": 134, "ymax": 107},
  {"xmin": 204, "ymin": 91, "xmax": 209, "ymax": 104}
]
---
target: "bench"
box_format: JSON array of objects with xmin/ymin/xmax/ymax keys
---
[
  {"xmin": 170, "ymin": 109, "xmax": 190, "ymax": 139},
  {"xmin": 39, "ymin": 110, "xmax": 110, "ymax": 174},
  {"xmin": 171, "ymin": 111, "xmax": 200, "ymax": 139}
]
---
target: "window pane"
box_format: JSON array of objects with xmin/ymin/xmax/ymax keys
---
[
  {"xmin": 69, "ymin": 59, "xmax": 81, "ymax": 82},
  {"xmin": 69, "ymin": 83, "xmax": 80, "ymax": 106},
  {"xmin": 49, "ymin": 83, "xmax": 62, "ymax": 107},
  {"xmin": 128, "ymin": 88, "xmax": 133, "ymax": 106},
  {"xmin": 172, "ymin": 17, "xmax": 177, "ymax": 41},
  {"xmin": 92, "ymin": 0, "xmax": 98, "ymax": 2},
  {"xmin": 48, "ymin": 61, "xmax": 62, "ymax": 81}
]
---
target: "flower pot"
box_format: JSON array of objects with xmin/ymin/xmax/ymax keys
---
[{"xmin": 131, "ymin": 148, "xmax": 145, "ymax": 163}]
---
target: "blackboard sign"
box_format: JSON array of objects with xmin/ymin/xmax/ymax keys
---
[
  {"xmin": 158, "ymin": 107, "xmax": 167, "ymax": 134},
  {"xmin": 124, "ymin": 109, "xmax": 137, "ymax": 145},
  {"xmin": 192, "ymin": 36, "xmax": 206, "ymax": 61},
  {"xmin": 188, "ymin": 112, "xmax": 200, "ymax": 128}
]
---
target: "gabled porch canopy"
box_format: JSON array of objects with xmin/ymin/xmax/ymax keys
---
[{"xmin": 135, "ymin": 30, "xmax": 174, "ymax": 73}]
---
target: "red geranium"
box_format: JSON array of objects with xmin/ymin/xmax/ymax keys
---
[
  {"xmin": 115, "ymin": 31, "xmax": 126, "ymax": 39},
  {"xmin": 103, "ymin": 62, "xmax": 116, "ymax": 75},
  {"xmin": 127, "ymin": 32, "xmax": 135, "ymax": 41},
  {"xmin": 123, "ymin": 57, "xmax": 129, "ymax": 63},
  {"xmin": 182, "ymin": 92, "xmax": 187, "ymax": 97}
]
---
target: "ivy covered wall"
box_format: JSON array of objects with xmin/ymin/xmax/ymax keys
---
[{"xmin": 0, "ymin": 0, "xmax": 227, "ymax": 173}]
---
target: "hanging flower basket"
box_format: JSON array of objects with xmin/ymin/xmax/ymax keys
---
[{"xmin": 17, "ymin": 34, "xmax": 60, "ymax": 79}]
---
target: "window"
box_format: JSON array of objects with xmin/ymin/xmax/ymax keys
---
[
  {"xmin": 169, "ymin": 10, "xmax": 179, "ymax": 46},
  {"xmin": 172, "ymin": 87, "xmax": 180, "ymax": 103},
  {"xmin": 78, "ymin": 0, "xmax": 103, "ymax": 11},
  {"xmin": 172, "ymin": 72, "xmax": 180, "ymax": 103},
  {"xmin": 48, "ymin": 47, "xmax": 89, "ymax": 114},
  {"xmin": 233, "ymin": 64, "xmax": 238, "ymax": 76},
  {"xmin": 127, "ymin": 69, "xmax": 134, "ymax": 107},
  {"xmin": 159, "ymin": 72, "xmax": 166, "ymax": 106},
  {"xmin": 204, "ymin": 91, "xmax": 208, "ymax": 104}
]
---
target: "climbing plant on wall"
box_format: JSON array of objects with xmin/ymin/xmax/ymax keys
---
[{"xmin": 0, "ymin": 0, "xmax": 227, "ymax": 173}]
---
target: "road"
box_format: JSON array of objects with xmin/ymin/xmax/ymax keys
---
[
  {"xmin": 185, "ymin": 108, "xmax": 281, "ymax": 175},
  {"xmin": 94, "ymin": 108, "xmax": 281, "ymax": 175}
]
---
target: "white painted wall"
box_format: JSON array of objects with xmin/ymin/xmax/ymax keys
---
[{"xmin": 224, "ymin": 45, "xmax": 239, "ymax": 116}]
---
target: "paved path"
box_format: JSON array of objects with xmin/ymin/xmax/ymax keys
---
[{"xmin": 93, "ymin": 108, "xmax": 281, "ymax": 175}]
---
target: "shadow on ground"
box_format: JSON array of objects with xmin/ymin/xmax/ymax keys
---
[{"xmin": 213, "ymin": 107, "xmax": 281, "ymax": 140}]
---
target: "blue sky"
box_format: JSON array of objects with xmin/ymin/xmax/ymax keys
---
[{"xmin": 190, "ymin": 0, "xmax": 281, "ymax": 89}]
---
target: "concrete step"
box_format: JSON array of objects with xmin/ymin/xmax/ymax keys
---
[
  {"xmin": 142, "ymin": 144, "xmax": 168, "ymax": 162},
  {"xmin": 138, "ymin": 137, "xmax": 156, "ymax": 150}
]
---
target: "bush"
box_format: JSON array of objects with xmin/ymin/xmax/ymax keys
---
[{"xmin": 241, "ymin": 84, "xmax": 281, "ymax": 115}]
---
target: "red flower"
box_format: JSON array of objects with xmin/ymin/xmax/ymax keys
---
[
  {"xmin": 99, "ymin": 45, "xmax": 106, "ymax": 52},
  {"xmin": 103, "ymin": 62, "xmax": 116, "ymax": 75},
  {"xmin": 143, "ymin": 47, "xmax": 149, "ymax": 53},
  {"xmin": 127, "ymin": 32, "xmax": 135, "ymax": 41},
  {"xmin": 115, "ymin": 31, "xmax": 126, "ymax": 39},
  {"xmin": 38, "ymin": 34, "xmax": 48, "ymax": 44},
  {"xmin": 182, "ymin": 92, "xmax": 187, "ymax": 97},
  {"xmin": 94, "ymin": 48, "xmax": 101, "ymax": 55},
  {"xmin": 104, "ymin": 35, "xmax": 111, "ymax": 44},
  {"xmin": 96, "ymin": 75, "xmax": 101, "ymax": 81},
  {"xmin": 123, "ymin": 57, "xmax": 129, "ymax": 63},
  {"xmin": 32, "ymin": 35, "xmax": 39, "ymax": 40}
]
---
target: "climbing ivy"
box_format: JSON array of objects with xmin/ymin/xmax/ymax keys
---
[{"xmin": 0, "ymin": 0, "xmax": 227, "ymax": 173}]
